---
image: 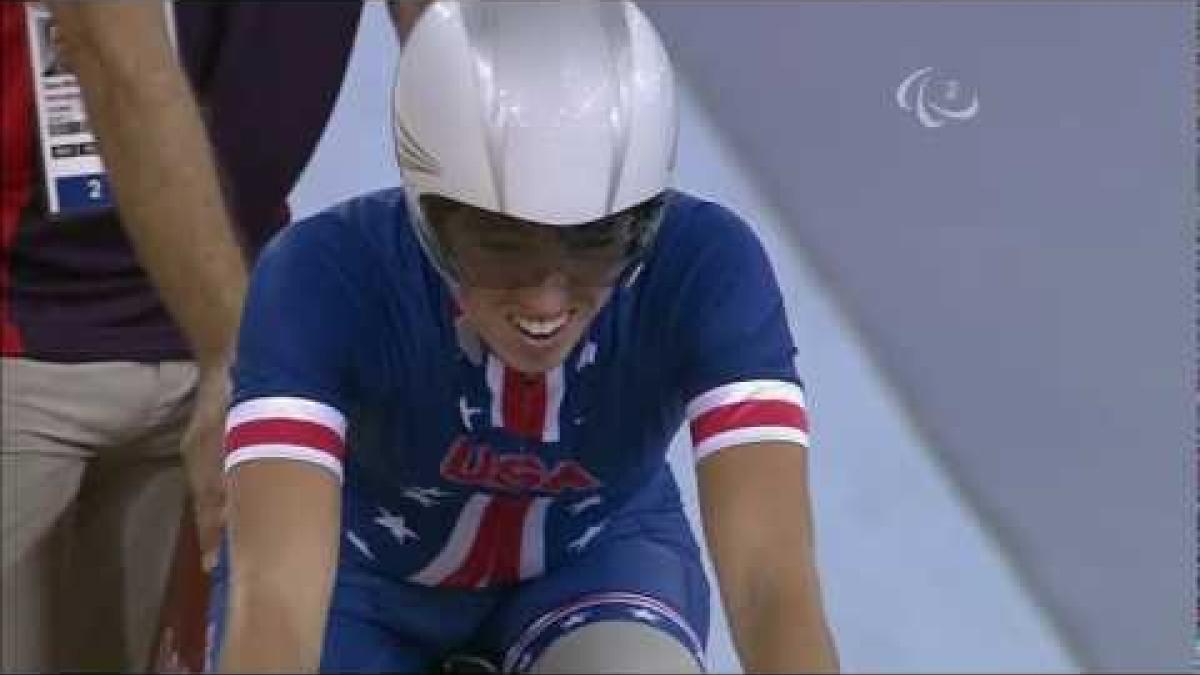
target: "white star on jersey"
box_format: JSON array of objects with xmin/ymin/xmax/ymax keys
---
[
  {"xmin": 346, "ymin": 530, "xmax": 375, "ymax": 560},
  {"xmin": 374, "ymin": 508, "xmax": 419, "ymax": 544},
  {"xmin": 567, "ymin": 494, "xmax": 603, "ymax": 516},
  {"xmin": 459, "ymin": 396, "xmax": 483, "ymax": 431},
  {"xmin": 566, "ymin": 520, "xmax": 608, "ymax": 553},
  {"xmin": 402, "ymin": 486, "xmax": 448, "ymax": 508}
]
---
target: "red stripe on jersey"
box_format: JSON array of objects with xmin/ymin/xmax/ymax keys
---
[
  {"xmin": 489, "ymin": 495, "xmax": 532, "ymax": 584},
  {"xmin": 224, "ymin": 418, "xmax": 345, "ymax": 460},
  {"xmin": 441, "ymin": 495, "xmax": 532, "ymax": 588},
  {"xmin": 1, "ymin": 4, "xmax": 33, "ymax": 355},
  {"xmin": 503, "ymin": 368, "xmax": 546, "ymax": 440},
  {"xmin": 690, "ymin": 400, "xmax": 809, "ymax": 444},
  {"xmin": 440, "ymin": 518, "xmax": 495, "ymax": 588}
]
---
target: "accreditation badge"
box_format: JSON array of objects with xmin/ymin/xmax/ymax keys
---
[{"xmin": 23, "ymin": 1, "xmax": 178, "ymax": 220}]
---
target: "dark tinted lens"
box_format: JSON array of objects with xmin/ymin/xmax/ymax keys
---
[
  {"xmin": 420, "ymin": 194, "xmax": 666, "ymax": 288},
  {"xmin": 560, "ymin": 195, "xmax": 666, "ymax": 285},
  {"xmin": 421, "ymin": 195, "xmax": 553, "ymax": 288}
]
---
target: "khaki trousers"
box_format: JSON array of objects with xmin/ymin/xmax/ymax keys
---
[{"xmin": 1, "ymin": 358, "xmax": 195, "ymax": 673}]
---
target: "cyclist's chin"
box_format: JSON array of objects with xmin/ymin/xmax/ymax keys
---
[
  {"xmin": 497, "ymin": 340, "xmax": 574, "ymax": 374},
  {"xmin": 489, "ymin": 310, "xmax": 591, "ymax": 374},
  {"xmin": 457, "ymin": 283, "xmax": 610, "ymax": 374}
]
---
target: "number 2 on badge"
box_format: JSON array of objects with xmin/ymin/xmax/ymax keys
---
[{"xmin": 86, "ymin": 177, "xmax": 104, "ymax": 202}]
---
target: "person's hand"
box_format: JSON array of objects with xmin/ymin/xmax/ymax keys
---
[{"xmin": 180, "ymin": 364, "xmax": 232, "ymax": 572}]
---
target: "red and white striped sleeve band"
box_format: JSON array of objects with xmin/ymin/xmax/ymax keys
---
[
  {"xmin": 685, "ymin": 379, "xmax": 809, "ymax": 462},
  {"xmin": 224, "ymin": 397, "xmax": 348, "ymax": 482}
]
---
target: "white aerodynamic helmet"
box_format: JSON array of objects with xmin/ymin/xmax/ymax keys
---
[{"xmin": 393, "ymin": 0, "xmax": 679, "ymax": 285}]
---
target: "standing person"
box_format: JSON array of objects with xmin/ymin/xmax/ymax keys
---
[
  {"xmin": 212, "ymin": 2, "xmax": 839, "ymax": 673},
  {"xmin": 0, "ymin": 2, "xmax": 371, "ymax": 671}
]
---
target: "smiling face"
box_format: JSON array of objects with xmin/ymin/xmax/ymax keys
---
[{"xmin": 454, "ymin": 274, "xmax": 612, "ymax": 374}]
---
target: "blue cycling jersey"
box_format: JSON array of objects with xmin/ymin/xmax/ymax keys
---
[{"xmin": 223, "ymin": 187, "xmax": 807, "ymax": 589}]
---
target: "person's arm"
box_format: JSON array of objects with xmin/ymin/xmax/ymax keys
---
[
  {"xmin": 668, "ymin": 200, "xmax": 838, "ymax": 671},
  {"xmin": 220, "ymin": 460, "xmax": 341, "ymax": 673},
  {"xmin": 46, "ymin": 1, "xmax": 247, "ymax": 568},
  {"xmin": 46, "ymin": 1, "xmax": 245, "ymax": 367},
  {"xmin": 213, "ymin": 197, "xmax": 369, "ymax": 671},
  {"xmin": 697, "ymin": 440, "xmax": 840, "ymax": 673}
]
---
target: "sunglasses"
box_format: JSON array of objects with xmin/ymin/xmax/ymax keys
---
[{"xmin": 419, "ymin": 193, "xmax": 668, "ymax": 289}]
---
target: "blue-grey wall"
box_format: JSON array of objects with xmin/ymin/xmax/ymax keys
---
[{"xmin": 641, "ymin": 2, "xmax": 1193, "ymax": 671}]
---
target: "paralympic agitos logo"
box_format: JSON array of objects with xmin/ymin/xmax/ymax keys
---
[
  {"xmin": 440, "ymin": 436, "xmax": 601, "ymax": 493},
  {"xmin": 895, "ymin": 66, "xmax": 980, "ymax": 129}
]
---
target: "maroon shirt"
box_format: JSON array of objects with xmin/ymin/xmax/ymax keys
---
[{"xmin": 1, "ymin": 1, "xmax": 362, "ymax": 361}]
